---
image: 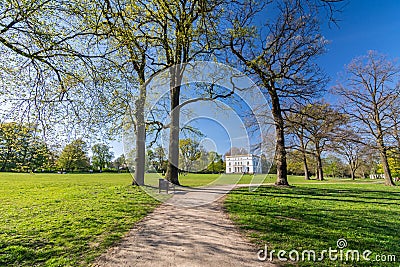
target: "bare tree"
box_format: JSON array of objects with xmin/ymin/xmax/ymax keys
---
[
  {"xmin": 224, "ymin": 147, "xmax": 249, "ymax": 157},
  {"xmin": 229, "ymin": 0, "xmax": 341, "ymax": 185},
  {"xmin": 287, "ymin": 103, "xmax": 347, "ymax": 181},
  {"xmin": 286, "ymin": 108, "xmax": 312, "ymax": 180},
  {"xmin": 334, "ymin": 51, "xmax": 400, "ymax": 186},
  {"xmin": 387, "ymin": 98, "xmax": 400, "ymax": 175},
  {"xmin": 333, "ymin": 129, "xmax": 368, "ymax": 180}
]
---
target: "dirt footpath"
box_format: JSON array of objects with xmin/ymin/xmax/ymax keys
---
[{"xmin": 92, "ymin": 185, "xmax": 277, "ymax": 267}]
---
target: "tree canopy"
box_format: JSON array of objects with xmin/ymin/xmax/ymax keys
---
[{"xmin": 57, "ymin": 139, "xmax": 90, "ymax": 172}]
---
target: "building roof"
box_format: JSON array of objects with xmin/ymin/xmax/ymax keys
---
[{"xmin": 225, "ymin": 154, "xmax": 259, "ymax": 158}]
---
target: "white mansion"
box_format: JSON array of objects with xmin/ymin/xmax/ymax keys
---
[{"xmin": 225, "ymin": 154, "xmax": 261, "ymax": 174}]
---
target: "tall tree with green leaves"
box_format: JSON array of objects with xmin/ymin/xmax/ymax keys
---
[
  {"xmin": 91, "ymin": 0, "xmax": 189, "ymax": 185},
  {"xmin": 0, "ymin": 0, "xmax": 116, "ymax": 146},
  {"xmin": 92, "ymin": 143, "xmax": 114, "ymax": 171},
  {"xmin": 0, "ymin": 122, "xmax": 53, "ymax": 172},
  {"xmin": 57, "ymin": 139, "xmax": 89, "ymax": 172},
  {"xmin": 154, "ymin": 146, "xmax": 167, "ymax": 173},
  {"xmin": 114, "ymin": 154, "xmax": 127, "ymax": 172},
  {"xmin": 206, "ymin": 151, "xmax": 224, "ymax": 173},
  {"xmin": 143, "ymin": 0, "xmax": 228, "ymax": 185},
  {"xmin": 179, "ymin": 138, "xmax": 201, "ymax": 173}
]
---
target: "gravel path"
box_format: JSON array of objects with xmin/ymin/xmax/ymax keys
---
[{"xmin": 92, "ymin": 185, "xmax": 277, "ymax": 267}]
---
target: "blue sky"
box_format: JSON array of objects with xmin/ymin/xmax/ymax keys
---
[
  {"xmin": 318, "ymin": 0, "xmax": 400, "ymax": 89},
  {"xmin": 110, "ymin": 0, "xmax": 400, "ymax": 158}
]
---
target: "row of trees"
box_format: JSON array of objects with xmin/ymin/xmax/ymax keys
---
[
  {"xmin": 0, "ymin": 123, "xmax": 53, "ymax": 172},
  {"xmin": 3, "ymin": 117, "xmax": 397, "ymax": 180},
  {"xmin": 1, "ymin": 1, "xmax": 398, "ymax": 186},
  {"xmin": 0, "ymin": 0, "xmax": 346, "ymax": 187},
  {"xmin": 284, "ymin": 52, "xmax": 400, "ymax": 186},
  {"xmin": 146, "ymin": 139, "xmax": 225, "ymax": 174},
  {"xmin": 0, "ymin": 122, "xmax": 123, "ymax": 172}
]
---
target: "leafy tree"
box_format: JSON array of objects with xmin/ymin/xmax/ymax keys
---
[
  {"xmin": 114, "ymin": 154, "xmax": 127, "ymax": 172},
  {"xmin": 0, "ymin": 122, "xmax": 52, "ymax": 172},
  {"xmin": 57, "ymin": 139, "xmax": 89, "ymax": 172},
  {"xmin": 92, "ymin": 0, "xmax": 157, "ymax": 185},
  {"xmin": 92, "ymin": 144, "xmax": 114, "ymax": 172},
  {"xmin": 387, "ymin": 100, "xmax": 400, "ymax": 178},
  {"xmin": 83, "ymin": 0, "xmax": 228, "ymax": 185},
  {"xmin": 145, "ymin": 146, "xmax": 168, "ymax": 173},
  {"xmin": 206, "ymin": 152, "xmax": 225, "ymax": 174},
  {"xmin": 205, "ymin": 152, "xmax": 223, "ymax": 174},
  {"xmin": 0, "ymin": 0, "xmax": 109, "ymax": 130},
  {"xmin": 19, "ymin": 140, "xmax": 53, "ymax": 172},
  {"xmin": 143, "ymin": 0, "xmax": 230, "ymax": 185},
  {"xmin": 286, "ymin": 150, "xmax": 316, "ymax": 176},
  {"xmin": 356, "ymin": 151, "xmax": 380, "ymax": 178},
  {"xmin": 179, "ymin": 138, "xmax": 201, "ymax": 173},
  {"xmin": 154, "ymin": 146, "xmax": 167, "ymax": 173},
  {"xmin": 322, "ymin": 155, "xmax": 347, "ymax": 178},
  {"xmin": 0, "ymin": 122, "xmax": 26, "ymax": 171},
  {"xmin": 377, "ymin": 150, "xmax": 400, "ymax": 179}
]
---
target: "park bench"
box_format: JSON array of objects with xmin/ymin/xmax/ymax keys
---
[{"xmin": 159, "ymin": 178, "xmax": 175, "ymax": 194}]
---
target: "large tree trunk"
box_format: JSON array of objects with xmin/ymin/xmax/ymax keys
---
[
  {"xmin": 379, "ymin": 148, "xmax": 395, "ymax": 186},
  {"xmin": 299, "ymin": 135, "xmax": 310, "ymax": 180},
  {"xmin": 269, "ymin": 89, "xmax": 289, "ymax": 186},
  {"xmin": 133, "ymin": 80, "xmax": 146, "ymax": 186},
  {"xmin": 315, "ymin": 149, "xmax": 324, "ymax": 181},
  {"xmin": 133, "ymin": 105, "xmax": 145, "ymax": 186},
  {"xmin": 376, "ymin": 125, "xmax": 395, "ymax": 186},
  {"xmin": 350, "ymin": 165, "xmax": 355, "ymax": 180},
  {"xmin": 303, "ymin": 153, "xmax": 310, "ymax": 180},
  {"xmin": 349, "ymin": 159, "xmax": 357, "ymax": 180},
  {"xmin": 165, "ymin": 67, "xmax": 181, "ymax": 185}
]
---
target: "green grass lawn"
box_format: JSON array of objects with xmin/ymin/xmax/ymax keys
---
[
  {"xmin": 145, "ymin": 172, "xmax": 266, "ymax": 187},
  {"xmin": 0, "ymin": 172, "xmax": 159, "ymax": 266},
  {"xmin": 1, "ymin": 171, "xmax": 394, "ymax": 266},
  {"xmin": 225, "ymin": 182, "xmax": 400, "ymax": 266},
  {"xmin": 177, "ymin": 172, "xmax": 381, "ymax": 187}
]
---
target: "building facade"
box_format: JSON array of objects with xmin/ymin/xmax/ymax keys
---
[{"xmin": 225, "ymin": 154, "xmax": 261, "ymax": 174}]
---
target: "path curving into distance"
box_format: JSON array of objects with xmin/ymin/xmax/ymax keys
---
[{"xmin": 92, "ymin": 184, "xmax": 277, "ymax": 267}]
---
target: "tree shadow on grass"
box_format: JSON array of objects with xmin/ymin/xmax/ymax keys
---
[{"xmin": 225, "ymin": 185, "xmax": 400, "ymax": 266}]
